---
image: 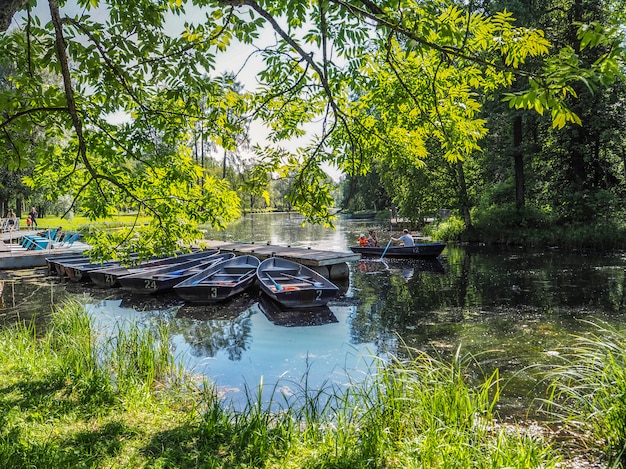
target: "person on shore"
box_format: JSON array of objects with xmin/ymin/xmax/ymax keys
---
[
  {"xmin": 26, "ymin": 215, "xmax": 32, "ymax": 229},
  {"xmin": 367, "ymin": 230, "xmax": 379, "ymax": 247},
  {"xmin": 358, "ymin": 233, "xmax": 368, "ymax": 246},
  {"xmin": 29, "ymin": 207, "xmax": 38, "ymax": 230},
  {"xmin": 6, "ymin": 209, "xmax": 16, "ymax": 231},
  {"xmin": 391, "ymin": 228, "xmax": 415, "ymax": 247}
]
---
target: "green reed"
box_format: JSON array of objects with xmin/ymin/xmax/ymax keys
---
[
  {"xmin": 0, "ymin": 302, "xmax": 561, "ymax": 468},
  {"xmin": 299, "ymin": 348, "xmax": 558, "ymax": 468},
  {"xmin": 107, "ymin": 319, "xmax": 180, "ymax": 395},
  {"xmin": 544, "ymin": 321, "xmax": 626, "ymax": 467}
]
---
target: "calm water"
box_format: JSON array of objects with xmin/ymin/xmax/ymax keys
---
[{"xmin": 2, "ymin": 212, "xmax": 626, "ymax": 413}]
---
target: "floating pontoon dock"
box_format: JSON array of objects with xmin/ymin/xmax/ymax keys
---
[{"xmin": 203, "ymin": 240, "xmax": 360, "ymax": 279}]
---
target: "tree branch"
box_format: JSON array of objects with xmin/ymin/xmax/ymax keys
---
[{"xmin": 0, "ymin": 0, "xmax": 28, "ymax": 32}]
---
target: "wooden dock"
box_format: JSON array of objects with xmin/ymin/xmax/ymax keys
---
[
  {"xmin": 0, "ymin": 231, "xmax": 360, "ymax": 279},
  {"xmin": 203, "ymin": 240, "xmax": 360, "ymax": 279}
]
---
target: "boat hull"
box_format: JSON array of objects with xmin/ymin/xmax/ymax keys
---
[
  {"xmin": 350, "ymin": 242, "xmax": 446, "ymax": 258},
  {"xmin": 174, "ymin": 255, "xmax": 260, "ymax": 304},
  {"xmin": 118, "ymin": 252, "xmax": 235, "ymax": 294},
  {"xmin": 45, "ymin": 254, "xmax": 88, "ymax": 276},
  {"xmin": 256, "ymin": 257, "xmax": 339, "ymax": 309},
  {"xmin": 66, "ymin": 260, "xmax": 120, "ymax": 282},
  {"xmin": 89, "ymin": 250, "xmax": 217, "ymax": 288}
]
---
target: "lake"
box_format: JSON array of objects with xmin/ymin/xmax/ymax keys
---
[{"xmin": 2, "ymin": 212, "xmax": 626, "ymax": 414}]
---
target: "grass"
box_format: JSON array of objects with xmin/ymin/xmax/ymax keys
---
[
  {"xmin": 27, "ymin": 213, "xmax": 153, "ymax": 233},
  {"xmin": 544, "ymin": 321, "xmax": 626, "ymax": 467},
  {"xmin": 0, "ymin": 302, "xmax": 564, "ymax": 468}
]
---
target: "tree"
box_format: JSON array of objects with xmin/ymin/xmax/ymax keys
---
[
  {"xmin": 0, "ymin": 0, "xmax": 622, "ymax": 256},
  {"xmin": 474, "ymin": 0, "xmax": 626, "ymax": 232}
]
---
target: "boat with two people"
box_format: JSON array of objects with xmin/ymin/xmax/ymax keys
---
[{"xmin": 350, "ymin": 241, "xmax": 446, "ymax": 259}]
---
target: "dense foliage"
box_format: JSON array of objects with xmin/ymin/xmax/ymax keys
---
[{"xmin": 0, "ymin": 0, "xmax": 623, "ymax": 254}]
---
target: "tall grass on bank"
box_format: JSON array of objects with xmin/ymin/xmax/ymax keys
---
[
  {"xmin": 544, "ymin": 321, "xmax": 626, "ymax": 467},
  {"xmin": 0, "ymin": 302, "xmax": 561, "ymax": 468}
]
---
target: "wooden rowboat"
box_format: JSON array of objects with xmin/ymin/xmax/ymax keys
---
[
  {"xmin": 88, "ymin": 250, "xmax": 218, "ymax": 288},
  {"xmin": 256, "ymin": 257, "xmax": 339, "ymax": 309},
  {"xmin": 349, "ymin": 242, "xmax": 446, "ymax": 258},
  {"xmin": 46, "ymin": 254, "xmax": 90, "ymax": 276},
  {"xmin": 118, "ymin": 252, "xmax": 235, "ymax": 294},
  {"xmin": 65, "ymin": 259, "xmax": 121, "ymax": 283},
  {"xmin": 174, "ymin": 255, "xmax": 260, "ymax": 304}
]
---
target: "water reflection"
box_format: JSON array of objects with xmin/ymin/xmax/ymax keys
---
[
  {"xmin": 3, "ymin": 214, "xmax": 626, "ymax": 413},
  {"xmin": 257, "ymin": 294, "xmax": 339, "ymax": 327}
]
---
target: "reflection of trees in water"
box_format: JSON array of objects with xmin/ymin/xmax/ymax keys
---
[
  {"xmin": 170, "ymin": 309, "xmax": 254, "ymax": 361},
  {"xmin": 349, "ymin": 259, "xmax": 450, "ymax": 352},
  {"xmin": 0, "ymin": 272, "xmax": 72, "ymax": 326}
]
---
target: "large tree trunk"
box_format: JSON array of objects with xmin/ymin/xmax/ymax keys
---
[
  {"xmin": 513, "ymin": 115, "xmax": 525, "ymax": 209},
  {"xmin": 455, "ymin": 160, "xmax": 474, "ymax": 237},
  {"xmin": 0, "ymin": 0, "xmax": 29, "ymax": 32}
]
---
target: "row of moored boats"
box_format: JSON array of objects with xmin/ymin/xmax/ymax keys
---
[{"xmin": 46, "ymin": 250, "xmax": 339, "ymax": 309}]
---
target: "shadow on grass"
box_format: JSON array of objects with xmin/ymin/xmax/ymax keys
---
[{"xmin": 1, "ymin": 419, "xmax": 138, "ymax": 469}]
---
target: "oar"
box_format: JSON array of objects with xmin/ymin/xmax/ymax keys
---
[
  {"xmin": 380, "ymin": 238, "xmax": 393, "ymax": 260},
  {"xmin": 284, "ymin": 273, "xmax": 324, "ymax": 287},
  {"xmin": 266, "ymin": 272, "xmax": 282, "ymax": 291}
]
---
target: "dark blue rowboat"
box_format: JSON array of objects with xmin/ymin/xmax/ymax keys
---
[
  {"xmin": 256, "ymin": 257, "xmax": 339, "ymax": 309},
  {"xmin": 349, "ymin": 242, "xmax": 446, "ymax": 258},
  {"xmin": 174, "ymin": 255, "xmax": 260, "ymax": 304},
  {"xmin": 88, "ymin": 250, "xmax": 218, "ymax": 288},
  {"xmin": 46, "ymin": 254, "xmax": 90, "ymax": 276},
  {"xmin": 118, "ymin": 252, "xmax": 235, "ymax": 294}
]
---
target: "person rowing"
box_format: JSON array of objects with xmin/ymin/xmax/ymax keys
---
[{"xmin": 391, "ymin": 228, "xmax": 414, "ymax": 247}]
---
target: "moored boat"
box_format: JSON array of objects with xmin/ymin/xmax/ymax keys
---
[
  {"xmin": 349, "ymin": 242, "xmax": 446, "ymax": 258},
  {"xmin": 256, "ymin": 257, "xmax": 339, "ymax": 309},
  {"xmin": 88, "ymin": 250, "xmax": 218, "ymax": 288},
  {"xmin": 118, "ymin": 252, "xmax": 235, "ymax": 294},
  {"xmin": 65, "ymin": 259, "xmax": 121, "ymax": 283},
  {"xmin": 52, "ymin": 256, "xmax": 96, "ymax": 280},
  {"xmin": 46, "ymin": 254, "xmax": 89, "ymax": 276},
  {"xmin": 174, "ymin": 255, "xmax": 260, "ymax": 304}
]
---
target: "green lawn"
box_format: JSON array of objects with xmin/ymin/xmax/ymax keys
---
[{"xmin": 25, "ymin": 214, "xmax": 153, "ymax": 232}]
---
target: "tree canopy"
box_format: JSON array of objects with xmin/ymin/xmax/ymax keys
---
[{"xmin": 0, "ymin": 0, "xmax": 623, "ymax": 256}]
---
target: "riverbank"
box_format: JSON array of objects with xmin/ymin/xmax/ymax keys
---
[{"xmin": 0, "ymin": 302, "xmax": 610, "ymax": 468}]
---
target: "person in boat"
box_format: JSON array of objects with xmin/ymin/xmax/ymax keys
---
[
  {"xmin": 358, "ymin": 233, "xmax": 368, "ymax": 246},
  {"xmin": 367, "ymin": 230, "xmax": 379, "ymax": 247},
  {"xmin": 391, "ymin": 228, "xmax": 415, "ymax": 247}
]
